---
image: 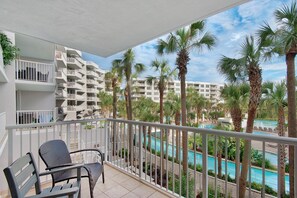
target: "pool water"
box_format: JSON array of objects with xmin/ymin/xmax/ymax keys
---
[
  {"xmin": 254, "ymin": 119, "xmax": 278, "ymax": 129},
  {"xmin": 148, "ymin": 137, "xmax": 289, "ymax": 192}
]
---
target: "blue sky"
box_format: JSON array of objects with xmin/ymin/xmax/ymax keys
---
[{"xmin": 82, "ymin": 0, "xmax": 293, "ymax": 84}]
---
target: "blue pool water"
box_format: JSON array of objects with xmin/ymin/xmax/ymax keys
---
[
  {"xmin": 148, "ymin": 136, "xmax": 289, "ymax": 192},
  {"xmin": 254, "ymin": 119, "xmax": 278, "ymax": 129},
  {"xmin": 253, "ymin": 131, "xmax": 276, "ymax": 136}
]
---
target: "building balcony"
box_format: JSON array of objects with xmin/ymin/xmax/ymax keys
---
[
  {"xmin": 56, "ymin": 70, "xmax": 67, "ymax": 83},
  {"xmin": 0, "ymin": 46, "xmax": 8, "ymax": 83},
  {"xmin": 55, "ymin": 51, "xmax": 67, "ymax": 68},
  {"xmin": 15, "ymin": 110, "xmax": 55, "ymax": 125},
  {"xmin": 56, "ymin": 89, "xmax": 67, "ymax": 100},
  {"xmin": 67, "ymin": 82, "xmax": 83, "ymax": 90},
  {"xmin": 87, "ymin": 79, "xmax": 97, "ymax": 85},
  {"xmin": 67, "ymin": 69, "xmax": 82, "ymax": 79},
  {"xmin": 67, "ymin": 57, "xmax": 82, "ymax": 69},
  {"xmin": 66, "ymin": 48, "xmax": 82, "ymax": 57},
  {"xmin": 86, "ymin": 61, "xmax": 98, "ymax": 70},
  {"xmin": 87, "ymin": 88, "xmax": 97, "ymax": 93},
  {"xmin": 76, "ymin": 94, "xmax": 85, "ymax": 101},
  {"xmin": 87, "ymin": 70, "xmax": 97, "ymax": 78},
  {"xmin": 1, "ymin": 119, "xmax": 297, "ymax": 197},
  {"xmin": 15, "ymin": 59, "xmax": 55, "ymax": 92},
  {"xmin": 67, "ymin": 106, "xmax": 76, "ymax": 111},
  {"xmin": 87, "ymin": 96, "xmax": 97, "ymax": 102},
  {"xmin": 67, "ymin": 93, "xmax": 76, "ymax": 100},
  {"xmin": 58, "ymin": 82, "xmax": 67, "ymax": 88}
]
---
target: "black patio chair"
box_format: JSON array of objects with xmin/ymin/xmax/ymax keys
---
[
  {"xmin": 39, "ymin": 140, "xmax": 104, "ymax": 198},
  {"xmin": 3, "ymin": 152, "xmax": 82, "ymax": 198}
]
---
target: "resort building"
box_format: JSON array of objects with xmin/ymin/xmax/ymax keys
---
[
  {"xmin": 132, "ymin": 78, "xmax": 224, "ymax": 104},
  {"xmin": 55, "ymin": 47, "xmax": 106, "ymax": 121},
  {"xmin": 0, "ymin": 31, "xmax": 56, "ymax": 126}
]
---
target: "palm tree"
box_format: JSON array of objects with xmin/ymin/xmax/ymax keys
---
[
  {"xmin": 187, "ymin": 87, "xmax": 207, "ymax": 125},
  {"xmin": 262, "ymin": 81, "xmax": 287, "ymax": 197},
  {"xmin": 147, "ymin": 59, "xmax": 176, "ymax": 177},
  {"xmin": 157, "ymin": 21, "xmax": 216, "ymax": 171},
  {"xmin": 167, "ymin": 91, "xmax": 181, "ymax": 161},
  {"xmin": 105, "ymin": 61, "xmax": 122, "ymax": 119},
  {"xmin": 114, "ymin": 49, "xmax": 145, "ymax": 121},
  {"xmin": 147, "ymin": 59, "xmax": 176, "ymax": 124},
  {"xmin": 220, "ymin": 83, "xmax": 249, "ymax": 132},
  {"xmin": 114, "ymin": 49, "xmax": 145, "ymax": 165},
  {"xmin": 98, "ymin": 91, "xmax": 113, "ymax": 118},
  {"xmin": 258, "ymin": 3, "xmax": 297, "ymax": 195},
  {"xmin": 218, "ymin": 36, "xmax": 265, "ymax": 197}
]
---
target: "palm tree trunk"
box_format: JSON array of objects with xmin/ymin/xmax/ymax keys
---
[
  {"xmin": 286, "ymin": 52, "xmax": 296, "ymax": 198},
  {"xmin": 126, "ymin": 80, "xmax": 133, "ymax": 166},
  {"xmin": 180, "ymin": 71, "xmax": 188, "ymax": 172},
  {"xmin": 278, "ymin": 106, "xmax": 286, "ymax": 197},
  {"xmin": 239, "ymin": 65, "xmax": 262, "ymax": 198},
  {"xmin": 218, "ymin": 149, "xmax": 222, "ymax": 178},
  {"xmin": 196, "ymin": 108, "xmax": 200, "ymax": 125},
  {"xmin": 175, "ymin": 112, "xmax": 180, "ymax": 162},
  {"xmin": 230, "ymin": 107, "xmax": 242, "ymax": 132},
  {"xmin": 159, "ymin": 89, "xmax": 165, "ymax": 178},
  {"xmin": 112, "ymin": 80, "xmax": 117, "ymax": 119}
]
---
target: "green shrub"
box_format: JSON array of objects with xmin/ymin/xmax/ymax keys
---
[
  {"xmin": 0, "ymin": 33, "xmax": 19, "ymax": 66},
  {"xmin": 168, "ymin": 172, "xmax": 195, "ymax": 198}
]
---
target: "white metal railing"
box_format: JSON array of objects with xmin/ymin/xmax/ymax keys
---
[
  {"xmin": 67, "ymin": 82, "xmax": 83, "ymax": 90},
  {"xmin": 87, "ymin": 70, "xmax": 97, "ymax": 77},
  {"xmin": 87, "ymin": 88, "xmax": 96, "ymax": 93},
  {"xmin": 87, "ymin": 79, "xmax": 96, "ymax": 85},
  {"xmin": 56, "ymin": 70, "xmax": 67, "ymax": 82},
  {"xmin": 67, "ymin": 93, "xmax": 76, "ymax": 100},
  {"xmin": 16, "ymin": 110, "xmax": 55, "ymax": 125},
  {"xmin": 87, "ymin": 97, "xmax": 97, "ymax": 101},
  {"xmin": 15, "ymin": 59, "xmax": 54, "ymax": 83},
  {"xmin": 67, "ymin": 106, "xmax": 76, "ymax": 111},
  {"xmin": 67, "ymin": 57, "xmax": 82, "ymax": 69},
  {"xmin": 55, "ymin": 51, "xmax": 67, "ymax": 67},
  {"xmin": 1, "ymin": 118, "xmax": 297, "ymax": 197},
  {"xmin": 56, "ymin": 89, "xmax": 67, "ymax": 98}
]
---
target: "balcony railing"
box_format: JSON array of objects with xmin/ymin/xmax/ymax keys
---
[
  {"xmin": 15, "ymin": 59, "xmax": 54, "ymax": 83},
  {"xmin": 56, "ymin": 89, "xmax": 67, "ymax": 98},
  {"xmin": 87, "ymin": 79, "xmax": 97, "ymax": 85},
  {"xmin": 67, "ymin": 82, "xmax": 83, "ymax": 90},
  {"xmin": 16, "ymin": 110, "xmax": 55, "ymax": 125},
  {"xmin": 67, "ymin": 69, "xmax": 82, "ymax": 79},
  {"xmin": 56, "ymin": 70, "xmax": 67, "ymax": 82},
  {"xmin": 55, "ymin": 51, "xmax": 67, "ymax": 68},
  {"xmin": 67, "ymin": 93, "xmax": 76, "ymax": 100},
  {"xmin": 1, "ymin": 119, "xmax": 297, "ymax": 197},
  {"xmin": 67, "ymin": 57, "xmax": 82, "ymax": 69}
]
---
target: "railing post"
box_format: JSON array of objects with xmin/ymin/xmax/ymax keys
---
[
  {"xmin": 294, "ymin": 145, "xmax": 297, "ymax": 198},
  {"xmin": 202, "ymin": 134, "xmax": 208, "ymax": 198},
  {"xmin": 8, "ymin": 129, "xmax": 13, "ymax": 165},
  {"xmin": 104, "ymin": 120, "xmax": 109, "ymax": 162},
  {"xmin": 139, "ymin": 125, "xmax": 143, "ymax": 179}
]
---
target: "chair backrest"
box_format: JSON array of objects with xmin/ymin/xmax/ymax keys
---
[
  {"xmin": 39, "ymin": 140, "xmax": 72, "ymax": 180},
  {"xmin": 3, "ymin": 152, "xmax": 41, "ymax": 198}
]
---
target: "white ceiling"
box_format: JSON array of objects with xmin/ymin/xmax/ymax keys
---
[{"xmin": 0, "ymin": 0, "xmax": 248, "ymax": 57}]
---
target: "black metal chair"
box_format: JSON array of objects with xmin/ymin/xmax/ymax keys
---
[
  {"xmin": 3, "ymin": 152, "xmax": 82, "ymax": 198},
  {"xmin": 39, "ymin": 140, "xmax": 104, "ymax": 198}
]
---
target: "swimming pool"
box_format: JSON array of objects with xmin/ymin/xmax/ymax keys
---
[
  {"xmin": 253, "ymin": 131, "xmax": 276, "ymax": 136},
  {"xmin": 254, "ymin": 119, "xmax": 278, "ymax": 129},
  {"xmin": 148, "ymin": 137, "xmax": 289, "ymax": 192}
]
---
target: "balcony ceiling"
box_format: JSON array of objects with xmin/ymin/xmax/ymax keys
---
[{"xmin": 0, "ymin": 0, "xmax": 248, "ymax": 57}]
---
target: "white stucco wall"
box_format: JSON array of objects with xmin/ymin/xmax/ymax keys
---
[
  {"xmin": 0, "ymin": 31, "xmax": 16, "ymax": 125},
  {"xmin": 17, "ymin": 91, "xmax": 55, "ymax": 110}
]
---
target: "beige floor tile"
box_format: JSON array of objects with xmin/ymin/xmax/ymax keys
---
[
  {"xmin": 97, "ymin": 179, "xmax": 119, "ymax": 192},
  {"xmin": 149, "ymin": 191, "xmax": 170, "ymax": 198},
  {"xmin": 132, "ymin": 184, "xmax": 156, "ymax": 198},
  {"xmin": 120, "ymin": 178, "xmax": 142, "ymax": 191},
  {"xmin": 104, "ymin": 185, "xmax": 129, "ymax": 198},
  {"xmin": 121, "ymin": 192, "xmax": 140, "ymax": 198},
  {"xmin": 111, "ymin": 173, "xmax": 131, "ymax": 184}
]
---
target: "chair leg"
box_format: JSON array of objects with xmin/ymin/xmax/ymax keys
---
[
  {"xmin": 102, "ymin": 172, "xmax": 105, "ymax": 183},
  {"xmin": 88, "ymin": 179, "xmax": 94, "ymax": 198}
]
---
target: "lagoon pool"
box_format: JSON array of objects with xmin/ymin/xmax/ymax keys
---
[{"xmin": 148, "ymin": 136, "xmax": 289, "ymax": 192}]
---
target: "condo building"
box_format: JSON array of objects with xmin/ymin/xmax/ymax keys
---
[
  {"xmin": 132, "ymin": 78, "xmax": 224, "ymax": 104},
  {"xmin": 0, "ymin": 31, "xmax": 106, "ymax": 126}
]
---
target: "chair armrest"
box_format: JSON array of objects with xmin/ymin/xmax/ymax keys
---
[
  {"xmin": 45, "ymin": 163, "xmax": 75, "ymax": 170},
  {"xmin": 28, "ymin": 187, "xmax": 79, "ymax": 198},
  {"xmin": 70, "ymin": 149, "xmax": 104, "ymax": 163},
  {"xmin": 39, "ymin": 164, "xmax": 83, "ymax": 177}
]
